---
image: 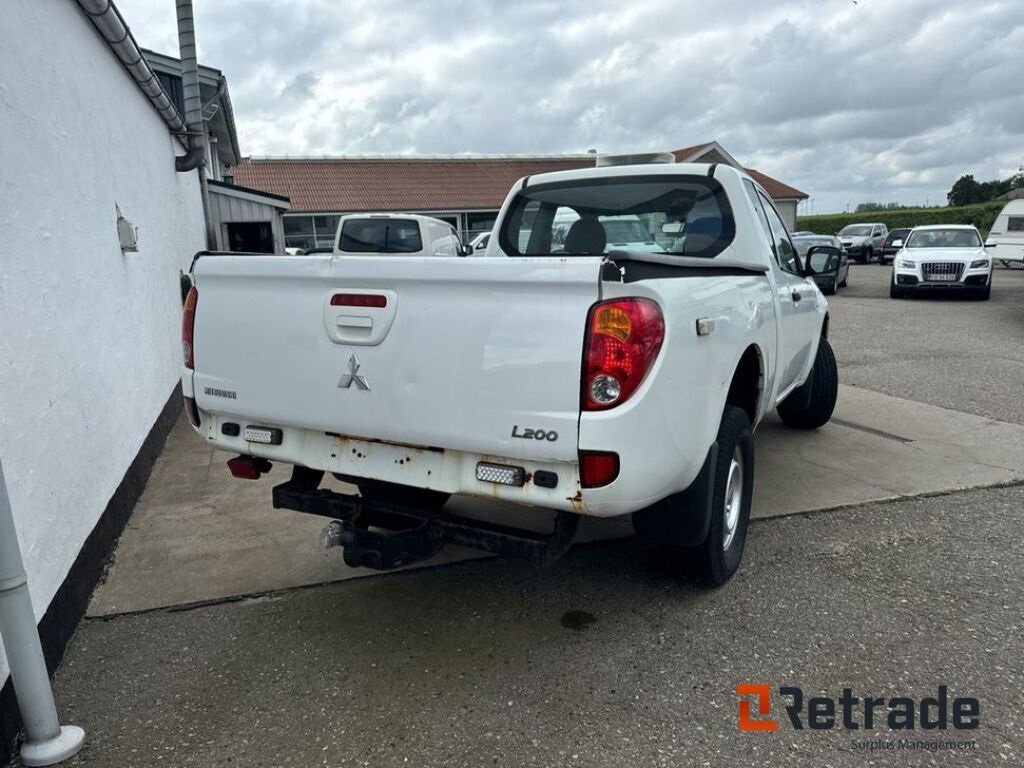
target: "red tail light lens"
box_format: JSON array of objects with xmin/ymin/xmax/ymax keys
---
[
  {"xmin": 227, "ymin": 455, "xmax": 272, "ymax": 480},
  {"xmin": 331, "ymin": 294, "xmax": 387, "ymax": 308},
  {"xmin": 182, "ymin": 286, "xmax": 198, "ymax": 369},
  {"xmin": 582, "ymin": 298, "xmax": 664, "ymax": 411},
  {"xmin": 579, "ymin": 451, "xmax": 619, "ymax": 488}
]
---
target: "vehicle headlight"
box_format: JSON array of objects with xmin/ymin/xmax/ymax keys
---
[
  {"xmin": 969, "ymin": 258, "xmax": 989, "ymax": 269},
  {"xmin": 897, "ymin": 259, "xmax": 915, "ymax": 269}
]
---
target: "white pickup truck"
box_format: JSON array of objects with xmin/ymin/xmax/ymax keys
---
[{"xmin": 180, "ymin": 159, "xmax": 838, "ymax": 586}]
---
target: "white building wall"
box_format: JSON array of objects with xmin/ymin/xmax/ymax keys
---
[
  {"xmin": 775, "ymin": 200, "xmax": 799, "ymax": 231},
  {"xmin": 0, "ymin": 0, "xmax": 206, "ymax": 684}
]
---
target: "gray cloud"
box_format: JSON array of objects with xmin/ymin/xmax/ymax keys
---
[{"xmin": 119, "ymin": 0, "xmax": 1024, "ymax": 212}]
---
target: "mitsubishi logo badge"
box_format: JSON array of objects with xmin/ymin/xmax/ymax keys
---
[{"xmin": 338, "ymin": 354, "xmax": 370, "ymax": 391}]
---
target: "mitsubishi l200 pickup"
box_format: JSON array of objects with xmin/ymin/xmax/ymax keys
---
[{"xmin": 180, "ymin": 159, "xmax": 839, "ymax": 586}]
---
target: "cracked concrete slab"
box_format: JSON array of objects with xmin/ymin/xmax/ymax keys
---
[{"xmin": 87, "ymin": 384, "xmax": 1024, "ymax": 617}]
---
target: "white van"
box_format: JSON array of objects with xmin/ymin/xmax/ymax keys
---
[
  {"xmin": 334, "ymin": 213, "xmax": 464, "ymax": 257},
  {"xmin": 985, "ymin": 198, "xmax": 1024, "ymax": 266}
]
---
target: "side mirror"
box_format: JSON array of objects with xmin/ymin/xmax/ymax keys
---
[
  {"xmin": 984, "ymin": 241, "xmax": 996, "ymax": 248},
  {"xmin": 804, "ymin": 245, "xmax": 841, "ymax": 276},
  {"xmin": 459, "ymin": 244, "xmax": 472, "ymax": 257},
  {"xmin": 891, "ymin": 239, "xmax": 903, "ymax": 248}
]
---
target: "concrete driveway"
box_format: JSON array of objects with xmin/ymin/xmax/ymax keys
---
[{"xmin": 46, "ymin": 265, "xmax": 1024, "ymax": 767}]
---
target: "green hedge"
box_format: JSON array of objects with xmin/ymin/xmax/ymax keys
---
[{"xmin": 796, "ymin": 201, "xmax": 1005, "ymax": 237}]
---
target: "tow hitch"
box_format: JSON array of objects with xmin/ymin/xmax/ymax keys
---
[{"xmin": 272, "ymin": 466, "xmax": 580, "ymax": 570}]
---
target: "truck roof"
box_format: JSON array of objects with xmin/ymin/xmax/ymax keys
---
[{"xmin": 521, "ymin": 161, "xmax": 750, "ymax": 188}]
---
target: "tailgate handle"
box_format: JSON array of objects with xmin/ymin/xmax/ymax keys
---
[
  {"xmin": 324, "ymin": 290, "xmax": 397, "ymax": 346},
  {"xmin": 337, "ymin": 315, "xmax": 373, "ymax": 329}
]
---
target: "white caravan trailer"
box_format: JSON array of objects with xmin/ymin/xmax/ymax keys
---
[{"xmin": 986, "ymin": 198, "xmax": 1024, "ymax": 267}]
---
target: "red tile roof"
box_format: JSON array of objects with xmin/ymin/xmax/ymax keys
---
[
  {"xmin": 744, "ymin": 168, "xmax": 808, "ymax": 200},
  {"xmin": 232, "ymin": 147, "xmax": 807, "ymax": 213},
  {"xmin": 232, "ymin": 156, "xmax": 594, "ymax": 213}
]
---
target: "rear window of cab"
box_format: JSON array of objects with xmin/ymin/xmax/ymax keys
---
[
  {"xmin": 339, "ymin": 219, "xmax": 423, "ymax": 253},
  {"xmin": 498, "ymin": 175, "xmax": 735, "ymax": 258}
]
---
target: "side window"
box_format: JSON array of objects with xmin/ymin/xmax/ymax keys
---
[{"xmin": 757, "ymin": 190, "xmax": 799, "ymax": 274}]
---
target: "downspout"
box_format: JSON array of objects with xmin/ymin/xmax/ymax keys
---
[
  {"xmin": 175, "ymin": 0, "xmax": 217, "ymax": 248},
  {"xmin": 76, "ymin": 0, "xmax": 215, "ymax": 247},
  {"xmin": 0, "ymin": 461, "xmax": 85, "ymax": 766}
]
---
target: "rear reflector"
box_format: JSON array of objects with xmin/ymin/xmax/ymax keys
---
[
  {"xmin": 476, "ymin": 462, "xmax": 526, "ymax": 487},
  {"xmin": 227, "ymin": 455, "xmax": 272, "ymax": 480},
  {"xmin": 184, "ymin": 396, "xmax": 201, "ymax": 428},
  {"xmin": 331, "ymin": 294, "xmax": 387, "ymax": 308},
  {"xmin": 579, "ymin": 451, "xmax": 619, "ymax": 488},
  {"xmin": 243, "ymin": 426, "xmax": 283, "ymax": 445},
  {"xmin": 182, "ymin": 286, "xmax": 198, "ymax": 369}
]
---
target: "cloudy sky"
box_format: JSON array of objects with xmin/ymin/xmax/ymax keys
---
[{"xmin": 118, "ymin": 0, "xmax": 1023, "ymax": 213}]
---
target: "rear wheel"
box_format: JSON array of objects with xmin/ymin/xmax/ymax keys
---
[
  {"xmin": 777, "ymin": 337, "xmax": 838, "ymax": 430},
  {"xmin": 667, "ymin": 406, "xmax": 754, "ymax": 587},
  {"xmin": 357, "ymin": 480, "xmax": 450, "ymax": 511}
]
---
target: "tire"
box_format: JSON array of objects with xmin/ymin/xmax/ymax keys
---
[
  {"xmin": 976, "ymin": 285, "xmax": 991, "ymax": 301},
  {"xmin": 864, "ymin": 247, "xmax": 873, "ymax": 263},
  {"xmin": 777, "ymin": 337, "xmax": 838, "ymax": 430},
  {"xmin": 357, "ymin": 479, "xmax": 450, "ymax": 511},
  {"xmin": 889, "ymin": 280, "xmax": 904, "ymax": 299},
  {"xmin": 824, "ymin": 280, "xmax": 837, "ymax": 295},
  {"xmin": 670, "ymin": 406, "xmax": 754, "ymax": 587}
]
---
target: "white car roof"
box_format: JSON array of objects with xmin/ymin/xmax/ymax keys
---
[
  {"xmin": 523, "ymin": 161, "xmax": 748, "ymax": 187},
  {"xmin": 910, "ymin": 224, "xmax": 979, "ymax": 231}
]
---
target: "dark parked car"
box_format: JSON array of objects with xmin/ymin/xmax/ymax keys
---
[
  {"xmin": 793, "ymin": 235, "xmax": 849, "ymax": 294},
  {"xmin": 879, "ymin": 228, "xmax": 912, "ymax": 265}
]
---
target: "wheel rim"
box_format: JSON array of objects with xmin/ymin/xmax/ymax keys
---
[{"xmin": 722, "ymin": 447, "xmax": 743, "ymax": 551}]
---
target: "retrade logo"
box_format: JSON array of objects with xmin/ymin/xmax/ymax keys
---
[
  {"xmin": 735, "ymin": 684, "xmax": 980, "ymax": 732},
  {"xmin": 736, "ymin": 684, "xmax": 778, "ymax": 732}
]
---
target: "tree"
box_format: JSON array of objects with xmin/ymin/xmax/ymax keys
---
[
  {"xmin": 947, "ymin": 175, "xmax": 984, "ymax": 207},
  {"xmin": 947, "ymin": 171, "xmax": 1024, "ymax": 206}
]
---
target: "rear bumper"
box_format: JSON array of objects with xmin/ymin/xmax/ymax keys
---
[{"xmin": 189, "ymin": 406, "xmax": 644, "ymax": 516}]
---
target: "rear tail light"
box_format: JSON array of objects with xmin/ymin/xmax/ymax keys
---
[
  {"xmin": 579, "ymin": 451, "xmax": 619, "ymax": 488},
  {"xmin": 182, "ymin": 285, "xmax": 198, "ymax": 369},
  {"xmin": 582, "ymin": 298, "xmax": 664, "ymax": 410},
  {"xmin": 227, "ymin": 455, "xmax": 272, "ymax": 480}
]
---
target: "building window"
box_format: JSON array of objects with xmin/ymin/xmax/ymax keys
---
[
  {"xmin": 285, "ymin": 214, "xmax": 341, "ymax": 249},
  {"xmin": 465, "ymin": 211, "xmax": 499, "ymax": 245},
  {"xmin": 284, "ymin": 215, "xmax": 315, "ymax": 250}
]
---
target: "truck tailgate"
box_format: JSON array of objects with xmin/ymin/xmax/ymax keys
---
[{"xmin": 190, "ymin": 255, "xmax": 602, "ymax": 462}]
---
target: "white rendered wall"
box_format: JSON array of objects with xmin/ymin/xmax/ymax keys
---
[{"xmin": 0, "ymin": 0, "xmax": 206, "ymax": 684}]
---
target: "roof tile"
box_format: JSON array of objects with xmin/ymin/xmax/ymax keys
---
[{"xmin": 232, "ymin": 150, "xmax": 808, "ymax": 213}]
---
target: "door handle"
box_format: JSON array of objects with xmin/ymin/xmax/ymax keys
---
[{"xmin": 791, "ymin": 290, "xmax": 802, "ymax": 302}]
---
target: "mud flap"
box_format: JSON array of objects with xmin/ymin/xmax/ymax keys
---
[{"xmin": 632, "ymin": 442, "xmax": 718, "ymax": 547}]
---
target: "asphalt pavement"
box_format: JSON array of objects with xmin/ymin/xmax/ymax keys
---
[
  {"xmin": 829, "ymin": 264, "xmax": 1024, "ymax": 425},
  {"xmin": 52, "ymin": 486, "xmax": 1024, "ymax": 767}
]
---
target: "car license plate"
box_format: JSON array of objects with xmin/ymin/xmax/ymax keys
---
[{"xmin": 927, "ymin": 274, "xmax": 956, "ymax": 281}]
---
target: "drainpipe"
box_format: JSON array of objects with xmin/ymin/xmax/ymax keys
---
[
  {"xmin": 175, "ymin": 0, "xmax": 217, "ymax": 248},
  {"xmin": 0, "ymin": 461, "xmax": 85, "ymax": 766}
]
